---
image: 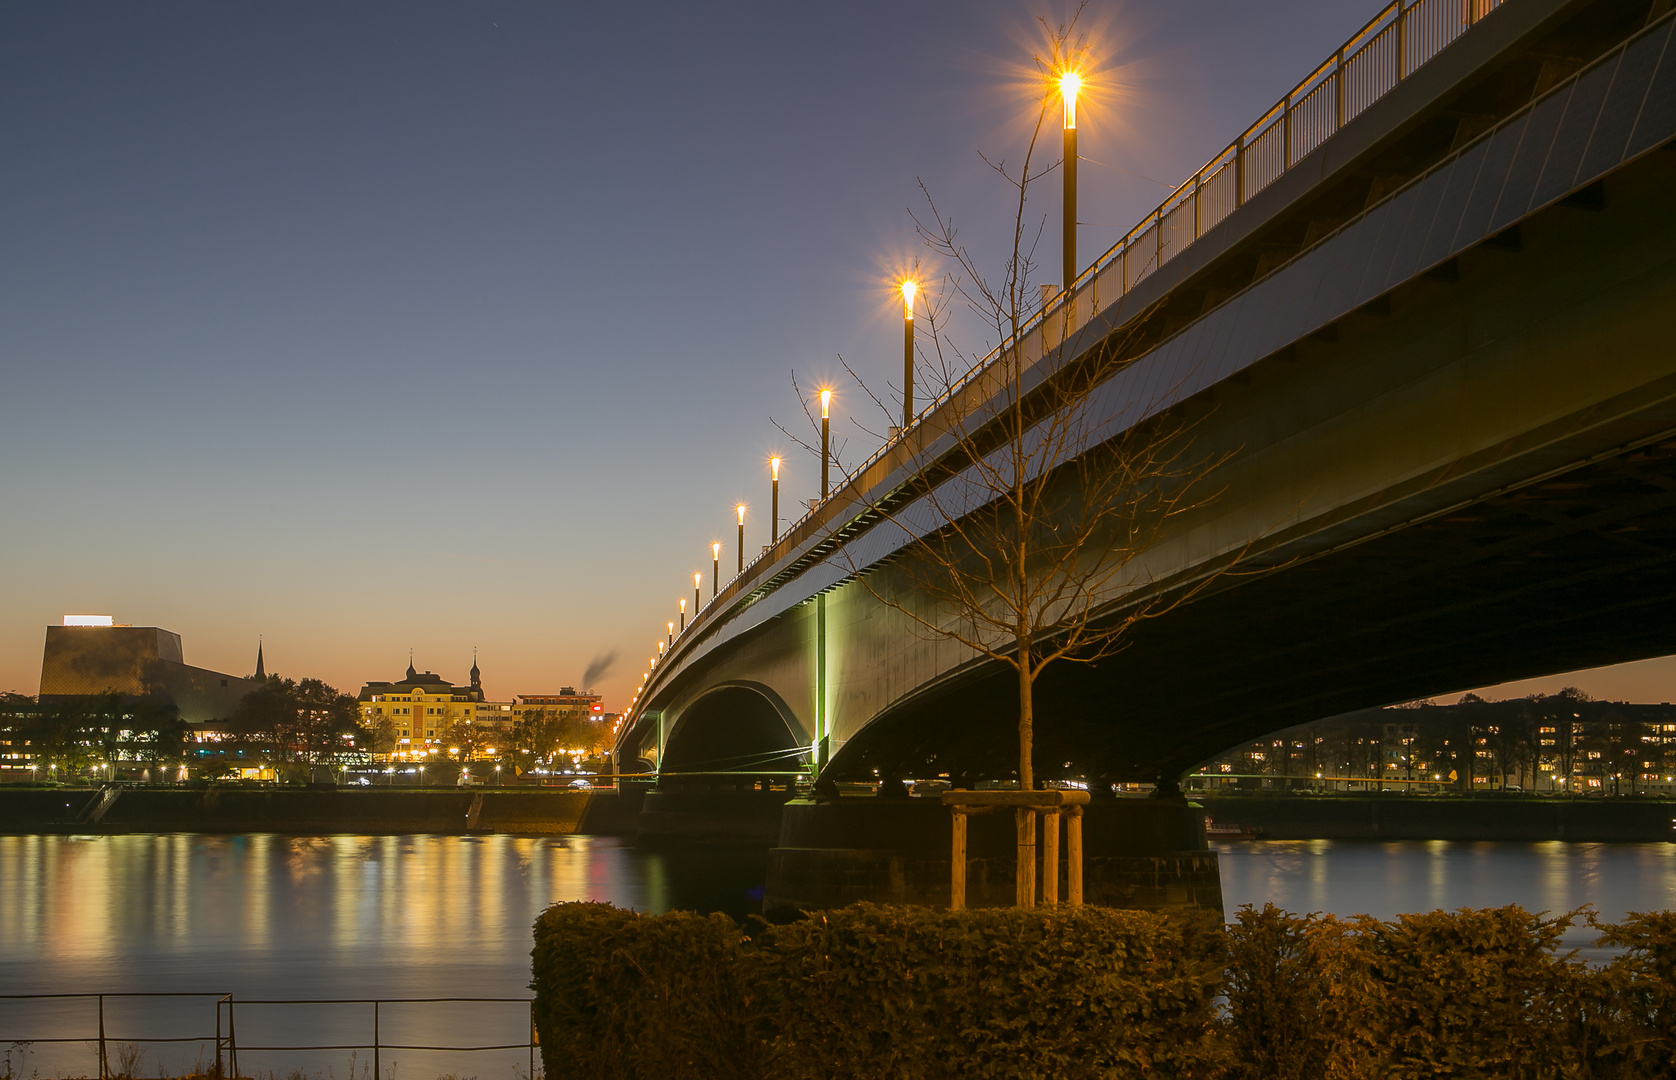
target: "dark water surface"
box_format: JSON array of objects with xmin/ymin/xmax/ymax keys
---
[{"xmin": 3, "ymin": 834, "xmax": 1674, "ymax": 1077}]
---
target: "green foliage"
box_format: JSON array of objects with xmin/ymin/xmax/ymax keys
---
[
  {"xmin": 531, "ymin": 901, "xmax": 774, "ymax": 1080},
  {"xmin": 1589, "ymin": 909, "xmax": 1676, "ymax": 1078},
  {"xmin": 535, "ymin": 900, "xmax": 1676, "ymax": 1080},
  {"xmin": 532, "ymin": 902, "xmax": 1224, "ymax": 1080},
  {"xmin": 756, "ymin": 903, "xmax": 1227, "ymax": 1080}
]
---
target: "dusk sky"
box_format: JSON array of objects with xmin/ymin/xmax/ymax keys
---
[{"xmin": 5, "ymin": 0, "xmax": 1672, "ymax": 713}]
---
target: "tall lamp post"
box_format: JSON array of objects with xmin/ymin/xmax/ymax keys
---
[
  {"xmin": 1061, "ymin": 70, "xmax": 1081, "ymax": 300},
  {"xmin": 694, "ymin": 572, "xmax": 702, "ymax": 614},
  {"xmin": 770, "ymin": 457, "xmax": 781, "ymax": 543},
  {"xmin": 901, "ymin": 279, "xmax": 916, "ymax": 426},
  {"xmin": 736, "ymin": 504, "xmax": 746, "ymax": 573},
  {"xmin": 667, "ymin": 621, "xmax": 674, "ymax": 648},
  {"xmin": 711, "ymin": 541, "xmax": 721, "ymax": 596},
  {"xmin": 820, "ymin": 389, "xmax": 832, "ymax": 499},
  {"xmin": 679, "ymin": 597, "xmax": 686, "ymax": 633}
]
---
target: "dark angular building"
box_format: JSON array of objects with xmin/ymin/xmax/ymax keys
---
[{"xmin": 38, "ymin": 619, "xmax": 257, "ymax": 724}]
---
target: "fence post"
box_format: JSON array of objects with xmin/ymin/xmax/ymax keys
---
[
  {"xmin": 1068, "ymin": 806, "xmax": 1084, "ymax": 906},
  {"xmin": 1042, "ymin": 808, "xmax": 1061, "ymax": 906},
  {"xmin": 228, "ymin": 998, "xmax": 237, "ymax": 1080},
  {"xmin": 98, "ymin": 994, "xmax": 107, "ymax": 1080},
  {"xmin": 950, "ymin": 808, "xmax": 967, "ymax": 910},
  {"xmin": 529, "ymin": 1000, "xmax": 537, "ymax": 1080},
  {"xmin": 373, "ymin": 1001, "xmax": 380, "ymax": 1080},
  {"xmin": 215, "ymin": 998, "xmax": 223, "ymax": 1080},
  {"xmin": 1193, "ymin": 174, "xmax": 1202, "ymax": 240}
]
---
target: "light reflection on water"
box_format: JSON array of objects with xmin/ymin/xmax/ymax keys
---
[
  {"xmin": 1216, "ymin": 839, "xmax": 1676, "ymax": 922},
  {"xmin": 0, "ymin": 833, "xmax": 765, "ymax": 1079},
  {"xmin": 4, "ymin": 835, "xmax": 1673, "ymax": 1076},
  {"xmin": 1216, "ymin": 839, "xmax": 1676, "ymax": 963}
]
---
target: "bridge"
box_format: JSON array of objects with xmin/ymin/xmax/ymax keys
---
[{"xmin": 621, "ymin": 0, "xmax": 1676, "ymax": 791}]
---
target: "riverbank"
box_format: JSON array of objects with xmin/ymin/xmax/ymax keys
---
[
  {"xmin": 0, "ymin": 785, "xmax": 645, "ymax": 835},
  {"xmin": 1198, "ymin": 793, "xmax": 1676, "ymax": 842}
]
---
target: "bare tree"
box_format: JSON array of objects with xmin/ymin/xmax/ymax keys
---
[{"xmin": 778, "ymin": 14, "xmax": 1241, "ymax": 905}]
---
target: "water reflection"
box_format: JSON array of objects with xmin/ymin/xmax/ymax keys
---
[
  {"xmin": 6, "ymin": 835, "xmax": 1671, "ymax": 1076},
  {"xmin": 1217, "ymin": 839, "xmax": 1676, "ymax": 960},
  {"xmin": 0, "ymin": 834, "xmax": 766, "ymax": 1078}
]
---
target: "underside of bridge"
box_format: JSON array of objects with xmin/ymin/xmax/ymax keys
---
[
  {"xmin": 827, "ymin": 142, "xmax": 1676, "ymax": 786},
  {"xmin": 830, "ymin": 431, "xmax": 1676, "ymax": 784},
  {"xmin": 659, "ymin": 686, "xmax": 807, "ymax": 774}
]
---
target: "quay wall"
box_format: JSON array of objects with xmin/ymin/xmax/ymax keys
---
[
  {"xmin": 0, "ymin": 785, "xmax": 645, "ymax": 835},
  {"xmin": 1198, "ymin": 795, "xmax": 1676, "ymax": 842}
]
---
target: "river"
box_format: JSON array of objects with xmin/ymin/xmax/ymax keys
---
[{"xmin": 2, "ymin": 834, "xmax": 1672, "ymax": 1078}]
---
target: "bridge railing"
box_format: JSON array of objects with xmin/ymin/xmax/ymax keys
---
[
  {"xmin": 636, "ymin": 0, "xmax": 1507, "ymax": 730},
  {"xmin": 772, "ymin": 0, "xmax": 1507, "ymax": 555}
]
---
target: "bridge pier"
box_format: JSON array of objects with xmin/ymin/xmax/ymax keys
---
[
  {"xmin": 635, "ymin": 775, "xmax": 799, "ymax": 847},
  {"xmin": 761, "ymin": 796, "xmax": 1222, "ymax": 918}
]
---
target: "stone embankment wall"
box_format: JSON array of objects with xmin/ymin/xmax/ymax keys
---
[
  {"xmin": 0, "ymin": 785, "xmax": 644, "ymax": 835},
  {"xmin": 1198, "ymin": 795, "xmax": 1676, "ymax": 842}
]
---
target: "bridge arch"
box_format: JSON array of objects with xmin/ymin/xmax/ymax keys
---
[{"xmin": 660, "ymin": 682, "xmax": 808, "ymax": 774}]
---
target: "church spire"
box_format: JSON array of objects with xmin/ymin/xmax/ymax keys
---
[
  {"xmin": 255, "ymin": 638, "xmax": 265, "ymax": 680},
  {"xmin": 470, "ymin": 647, "xmax": 481, "ymax": 687},
  {"xmin": 406, "ymin": 649, "xmax": 417, "ymax": 681}
]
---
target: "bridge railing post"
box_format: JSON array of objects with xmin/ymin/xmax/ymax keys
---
[{"xmin": 1335, "ymin": 46, "xmax": 1345, "ymax": 130}]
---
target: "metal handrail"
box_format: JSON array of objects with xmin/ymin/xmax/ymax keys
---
[
  {"xmin": 633, "ymin": 0, "xmax": 1508, "ymax": 733},
  {"xmin": 0, "ymin": 992, "xmax": 539, "ymax": 1080}
]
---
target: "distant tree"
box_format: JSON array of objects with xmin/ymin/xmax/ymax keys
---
[{"xmin": 226, "ymin": 675, "xmax": 360, "ymax": 780}]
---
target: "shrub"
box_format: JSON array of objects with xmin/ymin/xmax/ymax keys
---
[
  {"xmin": 531, "ymin": 901, "xmax": 776, "ymax": 1080},
  {"xmin": 534, "ymin": 901, "xmax": 1676, "ymax": 1080},
  {"xmin": 756, "ymin": 903, "xmax": 1227, "ymax": 1080},
  {"xmin": 532, "ymin": 902, "xmax": 1224, "ymax": 1080}
]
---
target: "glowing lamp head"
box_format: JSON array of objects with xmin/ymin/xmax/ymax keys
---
[
  {"xmin": 667, "ymin": 621, "xmax": 675, "ymax": 635},
  {"xmin": 1059, "ymin": 70, "xmax": 1081, "ymax": 129},
  {"xmin": 712, "ymin": 541, "xmax": 721, "ymax": 561},
  {"xmin": 679, "ymin": 597, "xmax": 686, "ymax": 613},
  {"xmin": 736, "ymin": 503, "xmax": 746, "ymax": 526},
  {"xmin": 819, "ymin": 388, "xmax": 832, "ymax": 419},
  {"xmin": 900, "ymin": 279, "xmax": 917, "ymax": 319},
  {"xmin": 694, "ymin": 571, "xmax": 702, "ymax": 588},
  {"xmin": 770, "ymin": 456, "xmax": 781, "ymax": 481},
  {"xmin": 657, "ymin": 641, "xmax": 665, "ymax": 655}
]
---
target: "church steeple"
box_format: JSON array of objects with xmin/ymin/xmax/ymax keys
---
[
  {"xmin": 406, "ymin": 649, "xmax": 417, "ymax": 682},
  {"xmin": 255, "ymin": 638, "xmax": 265, "ymax": 680},
  {"xmin": 470, "ymin": 648, "xmax": 481, "ymax": 689}
]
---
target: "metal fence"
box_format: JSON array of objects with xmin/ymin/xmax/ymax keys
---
[{"xmin": 0, "ymin": 993, "xmax": 538, "ymax": 1080}]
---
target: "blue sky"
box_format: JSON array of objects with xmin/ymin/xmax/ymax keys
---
[{"xmin": 4, "ymin": 0, "xmax": 1667, "ymax": 711}]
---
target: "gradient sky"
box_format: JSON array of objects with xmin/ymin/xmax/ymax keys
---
[{"xmin": 5, "ymin": 0, "xmax": 1671, "ymax": 714}]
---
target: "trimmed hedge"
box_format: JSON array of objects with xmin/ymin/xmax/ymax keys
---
[{"xmin": 531, "ymin": 901, "xmax": 1676, "ymax": 1080}]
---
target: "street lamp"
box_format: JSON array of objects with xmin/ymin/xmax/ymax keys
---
[
  {"xmin": 900, "ymin": 279, "xmax": 916, "ymax": 426},
  {"xmin": 1060, "ymin": 69, "xmax": 1081, "ymax": 299},
  {"xmin": 694, "ymin": 572, "xmax": 702, "ymax": 614},
  {"xmin": 711, "ymin": 542, "xmax": 721, "ymax": 596},
  {"xmin": 736, "ymin": 503, "xmax": 746, "ymax": 574},
  {"xmin": 668, "ymin": 620, "xmax": 675, "ymax": 646},
  {"xmin": 820, "ymin": 389, "xmax": 832, "ymax": 499},
  {"xmin": 679, "ymin": 596, "xmax": 686, "ymax": 632},
  {"xmin": 770, "ymin": 457, "xmax": 781, "ymax": 543}
]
